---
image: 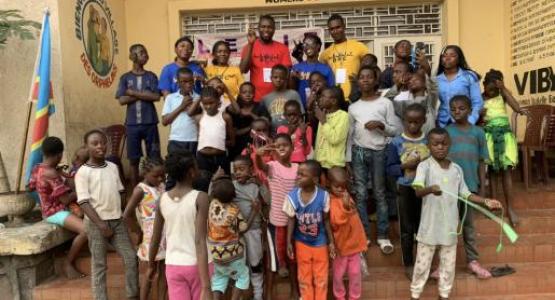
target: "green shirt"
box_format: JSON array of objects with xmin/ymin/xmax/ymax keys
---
[{"xmin": 314, "ymin": 110, "xmax": 349, "ymax": 169}]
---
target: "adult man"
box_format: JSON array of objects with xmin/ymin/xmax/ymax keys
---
[
  {"xmin": 320, "ymin": 14, "xmax": 368, "ymax": 99},
  {"xmin": 240, "ymin": 14, "xmax": 292, "ymax": 101},
  {"xmin": 379, "ymin": 40, "xmax": 431, "ymax": 89}
]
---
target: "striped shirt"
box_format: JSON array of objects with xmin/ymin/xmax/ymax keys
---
[{"xmin": 267, "ymin": 161, "xmax": 299, "ymax": 227}]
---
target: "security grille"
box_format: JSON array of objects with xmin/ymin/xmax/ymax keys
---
[{"xmin": 181, "ymin": 3, "xmax": 442, "ymax": 43}]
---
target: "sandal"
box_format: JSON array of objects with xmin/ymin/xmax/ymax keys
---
[
  {"xmin": 377, "ymin": 239, "xmax": 394, "ymax": 255},
  {"xmin": 467, "ymin": 260, "xmax": 492, "ymax": 279},
  {"xmin": 490, "ymin": 265, "xmax": 515, "ymax": 277}
]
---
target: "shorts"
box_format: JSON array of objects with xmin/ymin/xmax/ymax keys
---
[
  {"xmin": 46, "ymin": 210, "xmax": 71, "ymax": 226},
  {"xmin": 211, "ymin": 256, "xmax": 250, "ymax": 293},
  {"xmin": 126, "ymin": 124, "xmax": 161, "ymax": 162}
]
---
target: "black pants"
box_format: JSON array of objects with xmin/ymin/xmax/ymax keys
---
[
  {"xmin": 196, "ymin": 151, "xmax": 230, "ymax": 175},
  {"xmin": 165, "ymin": 141, "xmax": 198, "ymax": 191},
  {"xmin": 397, "ymin": 184, "xmax": 422, "ymax": 267}
]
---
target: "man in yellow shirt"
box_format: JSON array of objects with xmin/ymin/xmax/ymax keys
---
[{"xmin": 320, "ymin": 14, "xmax": 369, "ymax": 100}]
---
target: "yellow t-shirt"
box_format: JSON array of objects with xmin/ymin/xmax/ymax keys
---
[
  {"xmin": 320, "ymin": 40, "xmax": 369, "ymax": 99},
  {"xmin": 205, "ymin": 65, "xmax": 244, "ymax": 103}
]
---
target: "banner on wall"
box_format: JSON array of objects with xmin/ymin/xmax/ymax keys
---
[
  {"xmin": 510, "ymin": 0, "xmax": 555, "ymax": 106},
  {"xmin": 192, "ymin": 27, "xmax": 325, "ymax": 65}
]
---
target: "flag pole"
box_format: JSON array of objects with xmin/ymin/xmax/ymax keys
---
[{"xmin": 14, "ymin": 9, "xmax": 49, "ymax": 193}]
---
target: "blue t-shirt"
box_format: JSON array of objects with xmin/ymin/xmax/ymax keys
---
[
  {"xmin": 115, "ymin": 71, "xmax": 160, "ymax": 125},
  {"xmin": 162, "ymin": 91, "xmax": 200, "ymax": 142},
  {"xmin": 292, "ymin": 62, "xmax": 335, "ymax": 108},
  {"xmin": 158, "ymin": 62, "xmax": 205, "ymax": 95},
  {"xmin": 286, "ymin": 187, "xmax": 329, "ymax": 247},
  {"xmin": 446, "ymin": 125, "xmax": 489, "ymax": 192}
]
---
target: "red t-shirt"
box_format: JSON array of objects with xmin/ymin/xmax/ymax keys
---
[{"xmin": 241, "ymin": 39, "xmax": 292, "ymax": 101}]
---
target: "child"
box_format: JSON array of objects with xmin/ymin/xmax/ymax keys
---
[
  {"xmin": 386, "ymin": 104, "xmax": 430, "ymax": 279},
  {"xmin": 328, "ymin": 167, "xmax": 367, "ymax": 300},
  {"xmin": 277, "ymin": 100, "xmax": 313, "ymax": 163},
  {"xmin": 207, "ymin": 174, "xmax": 260, "ymax": 300},
  {"xmin": 190, "ymin": 86, "xmax": 235, "ymax": 175},
  {"xmin": 348, "ymin": 53, "xmax": 380, "ymax": 103},
  {"xmin": 445, "ymin": 95, "xmax": 491, "ymax": 279},
  {"xmin": 482, "ymin": 69, "xmax": 523, "ymax": 226},
  {"xmin": 255, "ymin": 134, "xmax": 299, "ymax": 298},
  {"xmin": 408, "ymin": 72, "xmax": 438, "ymax": 134},
  {"xmin": 290, "ymin": 34, "xmax": 335, "ymax": 108},
  {"xmin": 313, "ymin": 86, "xmax": 349, "ymax": 170},
  {"xmin": 260, "ymin": 64, "xmax": 304, "ymax": 131},
  {"xmin": 161, "ymin": 67, "xmax": 199, "ymax": 155},
  {"xmin": 347, "ymin": 65, "xmax": 397, "ymax": 254},
  {"xmin": 283, "ymin": 160, "xmax": 335, "ymax": 300},
  {"xmin": 227, "ymin": 82, "xmax": 271, "ymax": 160},
  {"xmin": 410, "ymin": 128, "xmax": 502, "ymax": 300},
  {"xmin": 28, "ymin": 137, "xmax": 87, "ymax": 279},
  {"xmin": 159, "ymin": 36, "xmax": 205, "ymax": 97},
  {"xmin": 122, "ymin": 158, "xmax": 166, "ymax": 300},
  {"xmin": 205, "ymin": 40, "xmax": 244, "ymax": 103},
  {"xmin": 232, "ymin": 156, "xmax": 269, "ymax": 300},
  {"xmin": 383, "ymin": 61, "xmax": 413, "ymax": 134},
  {"xmin": 76, "ymin": 130, "xmax": 138, "ymax": 299},
  {"xmin": 243, "ymin": 118, "xmax": 274, "ymax": 185},
  {"xmin": 148, "ymin": 150, "xmax": 211, "ymax": 300},
  {"xmin": 115, "ymin": 44, "xmax": 162, "ymax": 187}
]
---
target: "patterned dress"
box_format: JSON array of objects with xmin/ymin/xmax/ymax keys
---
[
  {"xmin": 483, "ymin": 95, "xmax": 518, "ymax": 171},
  {"xmin": 136, "ymin": 182, "xmax": 166, "ymax": 261}
]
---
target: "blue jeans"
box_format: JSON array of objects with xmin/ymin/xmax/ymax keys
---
[{"xmin": 351, "ymin": 145, "xmax": 389, "ymax": 239}]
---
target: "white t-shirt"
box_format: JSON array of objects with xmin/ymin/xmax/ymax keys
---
[{"xmin": 75, "ymin": 161, "xmax": 124, "ymax": 220}]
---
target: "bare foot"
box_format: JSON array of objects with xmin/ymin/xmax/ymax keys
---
[
  {"xmin": 508, "ymin": 207, "xmax": 519, "ymax": 227},
  {"xmin": 64, "ymin": 261, "xmax": 85, "ymax": 279}
]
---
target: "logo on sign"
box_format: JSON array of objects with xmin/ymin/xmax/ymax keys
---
[{"xmin": 75, "ymin": 0, "xmax": 119, "ymax": 88}]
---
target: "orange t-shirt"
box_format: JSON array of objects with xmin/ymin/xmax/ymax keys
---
[{"xmin": 330, "ymin": 194, "xmax": 368, "ymax": 257}]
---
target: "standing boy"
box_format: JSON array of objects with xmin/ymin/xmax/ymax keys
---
[
  {"xmin": 260, "ymin": 64, "xmax": 304, "ymax": 131},
  {"xmin": 410, "ymin": 128, "xmax": 501, "ymax": 300},
  {"xmin": 76, "ymin": 130, "xmax": 138, "ymax": 300},
  {"xmin": 320, "ymin": 14, "xmax": 368, "ymax": 99},
  {"xmin": 240, "ymin": 14, "xmax": 292, "ymax": 100},
  {"xmin": 115, "ymin": 44, "xmax": 161, "ymax": 186},
  {"xmin": 284, "ymin": 160, "xmax": 335, "ymax": 300},
  {"xmin": 386, "ymin": 104, "xmax": 430, "ymax": 278},
  {"xmin": 347, "ymin": 65, "xmax": 397, "ymax": 254},
  {"xmin": 444, "ymin": 95, "xmax": 492, "ymax": 279}
]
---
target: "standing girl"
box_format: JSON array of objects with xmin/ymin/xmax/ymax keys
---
[
  {"xmin": 148, "ymin": 150, "xmax": 212, "ymax": 300},
  {"xmin": 313, "ymin": 86, "xmax": 349, "ymax": 171},
  {"xmin": 205, "ymin": 41, "xmax": 244, "ymax": 104},
  {"xmin": 159, "ymin": 37, "xmax": 205, "ymax": 97},
  {"xmin": 436, "ymin": 45, "xmax": 482, "ymax": 128},
  {"xmin": 482, "ymin": 69, "xmax": 524, "ymax": 226},
  {"xmin": 123, "ymin": 158, "xmax": 167, "ymax": 300},
  {"xmin": 276, "ymin": 100, "xmax": 313, "ymax": 163}
]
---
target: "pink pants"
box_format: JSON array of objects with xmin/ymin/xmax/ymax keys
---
[
  {"xmin": 332, "ymin": 253, "xmax": 362, "ymax": 300},
  {"xmin": 166, "ymin": 264, "xmax": 213, "ymax": 300}
]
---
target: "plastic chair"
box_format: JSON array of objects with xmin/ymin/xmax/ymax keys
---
[
  {"xmin": 102, "ymin": 124, "xmax": 126, "ymax": 184},
  {"xmin": 512, "ymin": 105, "xmax": 555, "ymax": 190}
]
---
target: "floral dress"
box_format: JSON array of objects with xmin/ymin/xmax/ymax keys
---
[{"xmin": 136, "ymin": 182, "xmax": 166, "ymax": 261}]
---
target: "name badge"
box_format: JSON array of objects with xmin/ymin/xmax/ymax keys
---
[
  {"xmin": 335, "ymin": 68, "xmax": 347, "ymax": 84},
  {"xmin": 263, "ymin": 68, "xmax": 272, "ymax": 83}
]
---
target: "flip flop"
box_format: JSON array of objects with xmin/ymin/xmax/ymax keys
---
[{"xmin": 490, "ymin": 265, "xmax": 515, "ymax": 277}]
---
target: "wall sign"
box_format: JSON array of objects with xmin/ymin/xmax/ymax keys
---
[{"xmin": 75, "ymin": 0, "xmax": 119, "ymax": 88}]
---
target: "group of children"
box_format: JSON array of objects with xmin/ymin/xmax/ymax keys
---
[{"xmin": 26, "ymin": 12, "xmax": 528, "ymax": 300}]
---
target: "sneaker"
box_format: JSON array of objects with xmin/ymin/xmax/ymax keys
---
[
  {"xmin": 377, "ymin": 239, "xmax": 394, "ymax": 255},
  {"xmin": 467, "ymin": 260, "xmax": 492, "ymax": 279}
]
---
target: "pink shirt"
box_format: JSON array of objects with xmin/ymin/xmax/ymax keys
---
[
  {"xmin": 267, "ymin": 161, "xmax": 298, "ymax": 226},
  {"xmin": 241, "ymin": 40, "xmax": 292, "ymax": 101},
  {"xmin": 276, "ymin": 126, "xmax": 313, "ymax": 163}
]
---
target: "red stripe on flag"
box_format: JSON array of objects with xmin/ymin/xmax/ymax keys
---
[
  {"xmin": 31, "ymin": 80, "xmax": 53, "ymax": 100},
  {"xmin": 31, "ymin": 115, "xmax": 49, "ymax": 143}
]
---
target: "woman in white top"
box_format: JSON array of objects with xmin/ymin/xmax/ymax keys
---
[
  {"xmin": 189, "ymin": 86, "xmax": 235, "ymax": 174},
  {"xmin": 148, "ymin": 150, "xmax": 212, "ymax": 300}
]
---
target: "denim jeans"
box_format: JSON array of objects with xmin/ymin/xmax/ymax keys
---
[{"xmin": 351, "ymin": 145, "xmax": 389, "ymax": 239}]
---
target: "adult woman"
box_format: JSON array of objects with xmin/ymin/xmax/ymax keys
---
[
  {"xmin": 205, "ymin": 40, "xmax": 244, "ymax": 104},
  {"xmin": 436, "ymin": 45, "xmax": 482, "ymax": 128}
]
